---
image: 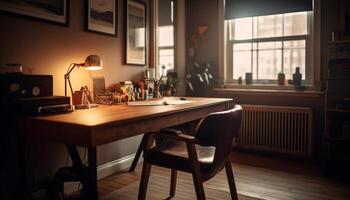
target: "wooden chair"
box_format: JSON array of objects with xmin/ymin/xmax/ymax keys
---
[{"xmin": 138, "ymin": 105, "xmax": 242, "ymax": 200}]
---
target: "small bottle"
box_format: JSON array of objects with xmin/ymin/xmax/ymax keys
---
[{"xmin": 293, "ymin": 67, "xmax": 302, "ymax": 86}]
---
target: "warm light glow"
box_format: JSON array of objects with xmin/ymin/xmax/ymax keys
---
[{"xmin": 85, "ymin": 66, "xmax": 102, "ymax": 71}]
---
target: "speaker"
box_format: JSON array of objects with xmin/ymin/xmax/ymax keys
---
[
  {"xmin": 0, "ymin": 73, "xmax": 53, "ymax": 100},
  {"xmin": 0, "ymin": 74, "xmax": 54, "ymax": 199}
]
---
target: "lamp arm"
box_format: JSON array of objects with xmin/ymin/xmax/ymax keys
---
[{"xmin": 64, "ymin": 64, "xmax": 80, "ymax": 96}]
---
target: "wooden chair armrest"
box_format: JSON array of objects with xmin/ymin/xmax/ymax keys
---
[
  {"xmin": 159, "ymin": 129, "xmax": 199, "ymax": 144},
  {"xmin": 160, "ymin": 128, "xmax": 184, "ymax": 135}
]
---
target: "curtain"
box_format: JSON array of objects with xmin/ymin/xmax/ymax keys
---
[{"xmin": 225, "ymin": 0, "xmax": 313, "ymax": 20}]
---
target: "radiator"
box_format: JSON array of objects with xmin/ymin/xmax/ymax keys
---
[{"xmin": 235, "ymin": 105, "xmax": 313, "ymax": 157}]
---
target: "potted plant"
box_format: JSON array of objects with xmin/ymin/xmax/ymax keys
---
[
  {"xmin": 159, "ymin": 68, "xmax": 179, "ymax": 96},
  {"xmin": 185, "ymin": 62, "xmax": 215, "ymax": 96},
  {"xmin": 278, "ymin": 72, "xmax": 285, "ymax": 85}
]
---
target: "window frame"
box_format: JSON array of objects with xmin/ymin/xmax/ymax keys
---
[
  {"xmin": 225, "ymin": 11, "xmax": 314, "ymax": 85},
  {"xmin": 155, "ymin": 0, "xmax": 178, "ymax": 78}
]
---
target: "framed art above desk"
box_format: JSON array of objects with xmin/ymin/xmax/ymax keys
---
[{"xmin": 18, "ymin": 97, "xmax": 233, "ymax": 200}]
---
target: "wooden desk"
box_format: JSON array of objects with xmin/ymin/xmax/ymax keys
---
[{"xmin": 20, "ymin": 97, "xmax": 233, "ymax": 199}]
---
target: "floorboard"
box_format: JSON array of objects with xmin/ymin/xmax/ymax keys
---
[{"xmin": 97, "ymin": 152, "xmax": 350, "ymax": 199}]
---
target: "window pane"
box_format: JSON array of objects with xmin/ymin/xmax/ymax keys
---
[
  {"xmin": 257, "ymin": 14, "xmax": 282, "ymax": 38},
  {"xmin": 284, "ymin": 12, "xmax": 307, "ymax": 36},
  {"xmin": 233, "ymin": 17, "xmax": 253, "ymax": 40},
  {"xmin": 158, "ymin": 49, "xmax": 174, "ymax": 77},
  {"xmin": 233, "ymin": 43, "xmax": 251, "ymax": 51},
  {"xmin": 258, "ymin": 47, "xmax": 281, "ymax": 79},
  {"xmin": 229, "ymin": 11, "xmax": 309, "ymax": 82},
  {"xmin": 283, "ymin": 40, "xmax": 306, "ymax": 80},
  {"xmin": 159, "ymin": 26, "xmax": 174, "ymax": 47},
  {"xmin": 259, "ymin": 41, "xmax": 282, "ymax": 50},
  {"xmin": 157, "ymin": 0, "xmax": 175, "ymax": 78},
  {"xmin": 233, "ymin": 43, "xmax": 252, "ymax": 79},
  {"xmin": 256, "ymin": 42, "xmax": 282, "ymax": 79}
]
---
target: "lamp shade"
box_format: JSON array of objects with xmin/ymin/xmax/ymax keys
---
[{"xmin": 84, "ymin": 55, "xmax": 102, "ymax": 71}]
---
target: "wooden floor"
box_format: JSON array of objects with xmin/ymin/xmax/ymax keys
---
[{"xmin": 98, "ymin": 152, "xmax": 350, "ymax": 200}]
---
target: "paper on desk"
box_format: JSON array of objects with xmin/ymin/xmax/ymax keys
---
[{"xmin": 127, "ymin": 100, "xmax": 195, "ymax": 106}]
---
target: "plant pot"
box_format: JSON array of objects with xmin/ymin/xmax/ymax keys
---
[
  {"xmin": 278, "ymin": 73, "xmax": 285, "ymax": 85},
  {"xmin": 163, "ymin": 90, "xmax": 172, "ymax": 96}
]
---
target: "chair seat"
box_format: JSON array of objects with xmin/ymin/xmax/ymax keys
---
[{"xmin": 147, "ymin": 140, "xmax": 216, "ymax": 173}]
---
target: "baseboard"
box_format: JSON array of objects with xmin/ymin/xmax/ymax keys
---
[
  {"xmin": 63, "ymin": 154, "xmax": 142, "ymax": 195},
  {"xmin": 97, "ymin": 153, "xmax": 143, "ymax": 179}
]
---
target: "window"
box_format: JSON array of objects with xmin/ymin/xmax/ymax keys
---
[
  {"xmin": 226, "ymin": 12, "xmax": 311, "ymax": 83},
  {"xmin": 157, "ymin": 0, "xmax": 176, "ymax": 78}
]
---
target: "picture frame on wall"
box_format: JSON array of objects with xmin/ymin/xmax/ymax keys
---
[
  {"xmin": 86, "ymin": 0, "xmax": 118, "ymax": 37},
  {"xmin": 125, "ymin": 0, "xmax": 147, "ymax": 66},
  {"xmin": 0, "ymin": 0, "xmax": 69, "ymax": 26}
]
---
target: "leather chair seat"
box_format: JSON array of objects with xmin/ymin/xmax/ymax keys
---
[{"xmin": 148, "ymin": 140, "xmax": 215, "ymax": 173}]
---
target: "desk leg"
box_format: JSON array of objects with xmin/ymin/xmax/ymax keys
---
[
  {"xmin": 87, "ymin": 147, "xmax": 98, "ymax": 200},
  {"xmin": 129, "ymin": 134, "xmax": 147, "ymax": 172}
]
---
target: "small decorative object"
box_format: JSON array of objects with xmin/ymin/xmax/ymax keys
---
[
  {"xmin": 245, "ymin": 72, "xmax": 253, "ymax": 85},
  {"xmin": 125, "ymin": 0, "xmax": 146, "ymax": 65},
  {"xmin": 94, "ymin": 93, "xmax": 112, "ymax": 104},
  {"xmin": 73, "ymin": 86, "xmax": 96, "ymax": 109},
  {"xmin": 86, "ymin": 0, "xmax": 118, "ymax": 36},
  {"xmin": 72, "ymin": 91, "xmax": 83, "ymax": 106},
  {"xmin": 64, "ymin": 55, "xmax": 102, "ymax": 109},
  {"xmin": 292, "ymin": 67, "xmax": 302, "ymax": 86},
  {"xmin": 277, "ymin": 72, "xmax": 285, "ymax": 85},
  {"xmin": 238, "ymin": 76, "xmax": 242, "ymax": 84},
  {"xmin": 145, "ymin": 79, "xmax": 155, "ymax": 99},
  {"xmin": 154, "ymin": 66, "xmax": 165, "ymax": 98},
  {"xmin": 0, "ymin": 0, "xmax": 69, "ymax": 26}
]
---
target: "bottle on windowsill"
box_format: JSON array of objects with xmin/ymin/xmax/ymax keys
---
[{"xmin": 293, "ymin": 67, "xmax": 302, "ymax": 86}]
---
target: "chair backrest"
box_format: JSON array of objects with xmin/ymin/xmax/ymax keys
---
[{"xmin": 195, "ymin": 104, "xmax": 242, "ymax": 173}]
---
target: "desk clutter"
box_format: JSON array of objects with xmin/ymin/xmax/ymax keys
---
[{"xmin": 91, "ymin": 76, "xmax": 175, "ymax": 105}]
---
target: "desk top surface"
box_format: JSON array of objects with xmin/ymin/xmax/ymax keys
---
[
  {"xmin": 23, "ymin": 97, "xmax": 232, "ymax": 146},
  {"xmin": 27, "ymin": 97, "xmax": 232, "ymax": 128}
]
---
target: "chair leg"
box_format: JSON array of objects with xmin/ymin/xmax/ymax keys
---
[
  {"xmin": 170, "ymin": 169, "xmax": 177, "ymax": 198},
  {"xmin": 130, "ymin": 134, "xmax": 147, "ymax": 172},
  {"xmin": 192, "ymin": 173, "xmax": 205, "ymax": 200},
  {"xmin": 225, "ymin": 161, "xmax": 238, "ymax": 200},
  {"xmin": 186, "ymin": 143, "xmax": 206, "ymax": 200},
  {"xmin": 138, "ymin": 161, "xmax": 152, "ymax": 200}
]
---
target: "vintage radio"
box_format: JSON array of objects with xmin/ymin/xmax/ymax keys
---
[
  {"xmin": 16, "ymin": 96, "xmax": 71, "ymax": 115},
  {"xmin": 0, "ymin": 73, "xmax": 71, "ymax": 115},
  {"xmin": 0, "ymin": 73, "xmax": 53, "ymax": 99}
]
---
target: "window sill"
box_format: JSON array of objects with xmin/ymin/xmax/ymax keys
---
[{"xmin": 214, "ymin": 84, "xmax": 324, "ymax": 97}]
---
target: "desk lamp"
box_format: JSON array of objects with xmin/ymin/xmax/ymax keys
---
[{"xmin": 64, "ymin": 55, "xmax": 102, "ymax": 107}]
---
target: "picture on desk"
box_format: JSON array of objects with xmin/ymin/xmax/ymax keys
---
[{"xmin": 146, "ymin": 79, "xmax": 155, "ymax": 99}]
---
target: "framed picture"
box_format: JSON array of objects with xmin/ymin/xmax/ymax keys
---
[
  {"xmin": 86, "ymin": 0, "xmax": 118, "ymax": 37},
  {"xmin": 0, "ymin": 0, "xmax": 69, "ymax": 26},
  {"xmin": 125, "ymin": 0, "xmax": 147, "ymax": 66},
  {"xmin": 145, "ymin": 79, "xmax": 155, "ymax": 99}
]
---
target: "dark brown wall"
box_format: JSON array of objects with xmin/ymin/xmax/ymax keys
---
[
  {"xmin": 0, "ymin": 0, "xmax": 144, "ymax": 193},
  {"xmin": 186, "ymin": 0, "xmax": 220, "ymax": 76}
]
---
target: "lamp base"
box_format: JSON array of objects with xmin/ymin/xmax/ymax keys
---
[{"xmin": 75, "ymin": 103, "xmax": 98, "ymax": 109}]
